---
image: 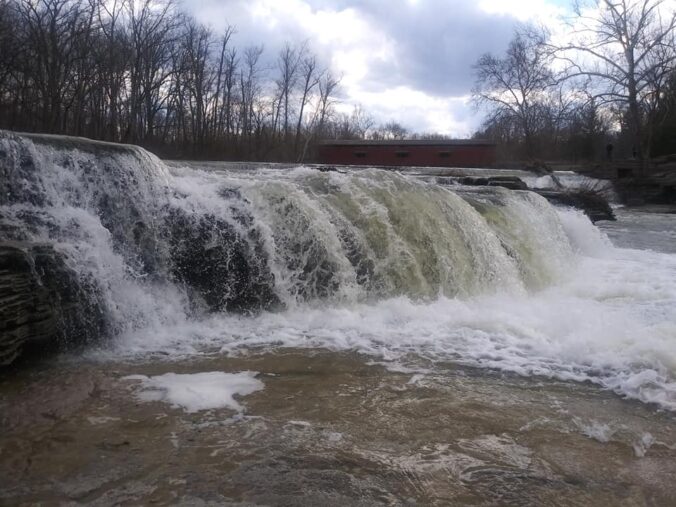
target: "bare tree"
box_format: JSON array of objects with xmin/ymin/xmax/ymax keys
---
[
  {"xmin": 239, "ymin": 45, "xmax": 264, "ymax": 157},
  {"xmin": 373, "ymin": 121, "xmax": 409, "ymax": 140},
  {"xmin": 566, "ymin": 92, "xmax": 612, "ymax": 160},
  {"xmin": 294, "ymin": 71, "xmax": 340, "ymax": 161},
  {"xmin": 315, "ymin": 72, "xmax": 341, "ymax": 137},
  {"xmin": 0, "ymin": 0, "xmax": 22, "ymax": 120},
  {"xmin": 347, "ymin": 104, "xmax": 375, "ymax": 139},
  {"xmin": 271, "ymin": 42, "xmax": 302, "ymax": 141},
  {"xmin": 473, "ymin": 27, "xmax": 555, "ymax": 158},
  {"xmin": 553, "ymin": 0, "xmax": 676, "ymax": 167},
  {"xmin": 14, "ymin": 0, "xmax": 98, "ymax": 132},
  {"xmin": 210, "ymin": 25, "xmax": 235, "ymax": 139},
  {"xmin": 179, "ymin": 17, "xmax": 214, "ymax": 151},
  {"xmin": 93, "ymin": 0, "xmax": 130, "ymax": 141},
  {"xmin": 0, "ymin": 0, "xmax": 345, "ymax": 162},
  {"xmin": 294, "ymin": 53, "xmax": 322, "ymax": 157},
  {"xmin": 222, "ymin": 47, "xmax": 238, "ymax": 141},
  {"xmin": 125, "ymin": 0, "xmax": 178, "ymax": 142}
]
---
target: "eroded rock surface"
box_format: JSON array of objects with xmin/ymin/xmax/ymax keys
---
[{"xmin": 0, "ymin": 244, "xmax": 105, "ymax": 365}]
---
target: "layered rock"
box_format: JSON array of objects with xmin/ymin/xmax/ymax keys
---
[
  {"xmin": 1, "ymin": 131, "xmax": 282, "ymax": 364},
  {"xmin": 0, "ymin": 244, "xmax": 105, "ymax": 365}
]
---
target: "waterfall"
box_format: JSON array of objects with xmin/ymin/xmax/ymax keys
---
[{"xmin": 0, "ymin": 131, "xmax": 578, "ymax": 362}]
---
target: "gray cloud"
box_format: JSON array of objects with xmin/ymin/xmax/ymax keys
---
[
  {"xmin": 342, "ymin": 0, "xmax": 517, "ymax": 96},
  {"xmin": 181, "ymin": 0, "xmax": 528, "ymax": 133}
]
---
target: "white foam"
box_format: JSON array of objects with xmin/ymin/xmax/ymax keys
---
[
  {"xmin": 125, "ymin": 371, "xmax": 264, "ymax": 413},
  {"xmin": 111, "ymin": 218, "xmax": 676, "ymax": 411},
  {"xmin": 557, "ymin": 208, "xmax": 613, "ymax": 256},
  {"xmin": 574, "ymin": 419, "xmax": 615, "ymax": 443},
  {"xmin": 633, "ymin": 432, "xmax": 655, "ymax": 457}
]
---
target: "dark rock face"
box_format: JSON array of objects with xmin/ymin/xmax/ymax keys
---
[
  {"xmin": 167, "ymin": 206, "xmax": 279, "ymax": 314},
  {"xmin": 0, "ymin": 244, "xmax": 106, "ymax": 365},
  {"xmin": 0, "ymin": 131, "xmax": 283, "ymax": 365},
  {"xmin": 458, "ymin": 176, "xmax": 529, "ymax": 191},
  {"xmin": 535, "ymin": 190, "xmax": 615, "ymax": 222},
  {"xmin": 448, "ymin": 172, "xmax": 615, "ymax": 222}
]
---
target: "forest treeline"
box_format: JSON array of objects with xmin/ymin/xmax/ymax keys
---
[
  {"xmin": 472, "ymin": 0, "xmax": 676, "ymax": 164},
  {"xmin": 2, "ymin": 0, "xmax": 675, "ymax": 164},
  {"xmin": 0, "ymin": 0, "xmax": 396, "ymax": 161}
]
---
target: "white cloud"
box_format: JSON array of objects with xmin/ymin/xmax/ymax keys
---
[
  {"xmin": 479, "ymin": 0, "xmax": 567, "ymax": 23},
  {"xmin": 344, "ymin": 86, "xmax": 475, "ymax": 136},
  {"xmin": 184, "ymin": 0, "xmax": 569, "ymax": 137}
]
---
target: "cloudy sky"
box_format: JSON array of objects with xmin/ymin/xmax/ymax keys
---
[{"xmin": 183, "ymin": 0, "xmax": 572, "ymax": 137}]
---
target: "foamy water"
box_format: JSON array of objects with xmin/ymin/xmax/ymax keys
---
[
  {"xmin": 106, "ymin": 208, "xmax": 676, "ymax": 411},
  {"xmin": 3, "ymin": 132, "xmax": 674, "ymax": 412},
  {"xmin": 124, "ymin": 371, "xmax": 264, "ymax": 413},
  {"xmin": 5, "ymin": 134, "xmax": 676, "ymax": 506}
]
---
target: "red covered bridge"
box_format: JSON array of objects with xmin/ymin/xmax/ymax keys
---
[{"xmin": 318, "ymin": 139, "xmax": 496, "ymax": 168}]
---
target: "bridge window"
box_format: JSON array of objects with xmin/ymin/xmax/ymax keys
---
[{"xmin": 395, "ymin": 151, "xmax": 410, "ymax": 158}]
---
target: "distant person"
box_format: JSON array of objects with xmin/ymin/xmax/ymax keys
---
[
  {"xmin": 606, "ymin": 143, "xmax": 613, "ymax": 161},
  {"xmin": 632, "ymin": 146, "xmax": 638, "ymax": 159}
]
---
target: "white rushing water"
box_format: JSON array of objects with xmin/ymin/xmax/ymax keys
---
[
  {"xmin": 110, "ymin": 168, "xmax": 676, "ymax": 411},
  {"xmin": 113, "ymin": 209, "xmax": 676, "ymax": 410},
  {"xmin": 2, "ymin": 132, "xmax": 675, "ymax": 411}
]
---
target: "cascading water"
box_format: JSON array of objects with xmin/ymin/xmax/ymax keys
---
[
  {"xmin": 0, "ymin": 132, "xmax": 189, "ymax": 355},
  {"xmin": 0, "ymin": 131, "xmax": 559, "ymax": 327},
  {"xmin": 1, "ymin": 131, "xmax": 675, "ymax": 412}
]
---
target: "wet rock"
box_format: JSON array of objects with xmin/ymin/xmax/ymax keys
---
[
  {"xmin": 535, "ymin": 190, "xmax": 615, "ymax": 222},
  {"xmin": 459, "ymin": 176, "xmax": 489, "ymax": 186},
  {"xmin": 0, "ymin": 243, "xmax": 106, "ymax": 365},
  {"xmin": 0, "ymin": 244, "xmax": 53, "ymax": 364},
  {"xmin": 487, "ymin": 176, "xmax": 529, "ymax": 191},
  {"xmin": 166, "ymin": 207, "xmax": 279, "ymax": 314},
  {"xmin": 459, "ymin": 176, "xmax": 528, "ymax": 191},
  {"xmin": 452, "ymin": 168, "xmax": 615, "ymax": 222}
]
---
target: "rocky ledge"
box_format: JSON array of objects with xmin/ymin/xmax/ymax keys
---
[
  {"xmin": 448, "ymin": 176, "xmax": 615, "ymax": 222},
  {"xmin": 0, "ymin": 244, "xmax": 105, "ymax": 366}
]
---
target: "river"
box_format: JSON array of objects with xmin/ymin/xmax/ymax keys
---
[{"xmin": 0, "ymin": 133, "xmax": 675, "ymax": 505}]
